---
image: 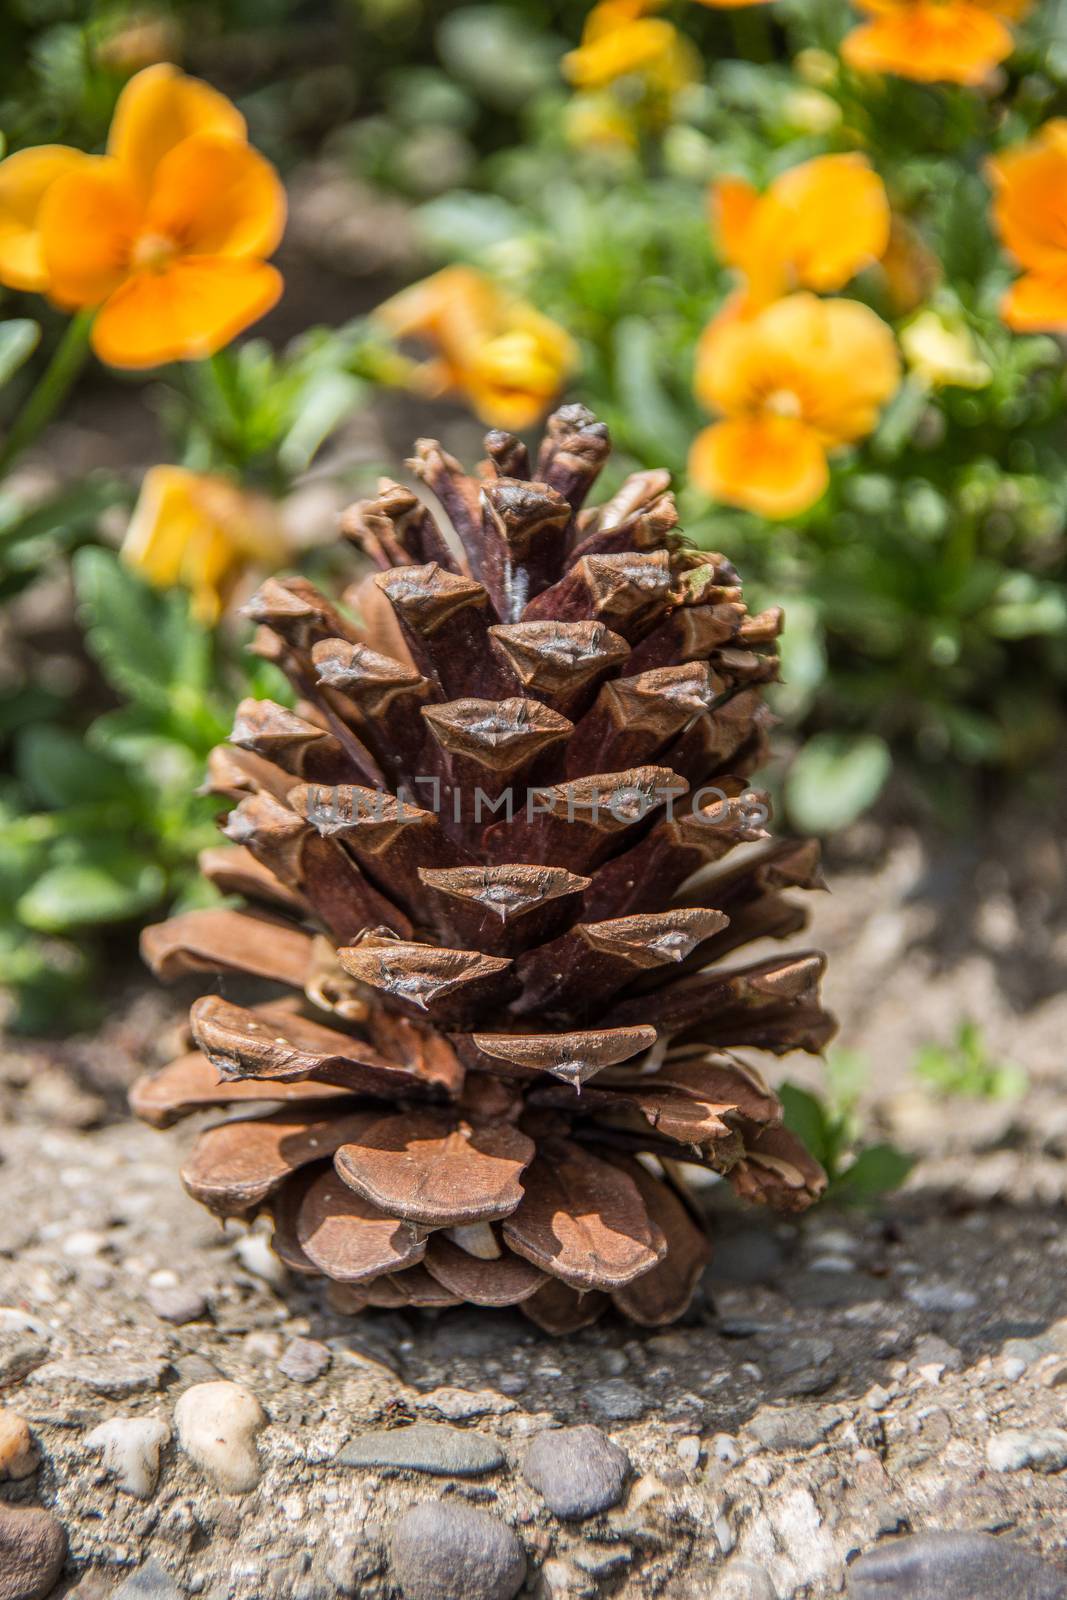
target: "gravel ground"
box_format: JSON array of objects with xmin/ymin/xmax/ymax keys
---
[{"xmin": 1, "ymin": 811, "xmax": 1066, "ymax": 1600}]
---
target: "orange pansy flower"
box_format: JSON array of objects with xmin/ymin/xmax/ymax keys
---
[
  {"xmin": 988, "ymin": 119, "xmax": 1067, "ymax": 332},
  {"xmin": 376, "ymin": 266, "xmax": 578, "ymax": 432},
  {"xmin": 0, "ymin": 64, "xmax": 285, "ymax": 369},
  {"xmin": 0, "ymin": 146, "xmax": 88, "ymax": 293},
  {"xmin": 690, "ymin": 293, "xmax": 900, "ymax": 519},
  {"xmin": 841, "ymin": 0, "xmax": 1030, "ymax": 87},
  {"xmin": 562, "ymin": 2, "xmax": 698, "ymax": 96},
  {"xmin": 123, "ymin": 465, "xmax": 287, "ymax": 624},
  {"xmin": 710, "ymin": 153, "xmax": 891, "ymax": 313}
]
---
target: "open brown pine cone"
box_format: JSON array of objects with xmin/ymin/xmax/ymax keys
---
[{"xmin": 131, "ymin": 405, "xmax": 834, "ymax": 1333}]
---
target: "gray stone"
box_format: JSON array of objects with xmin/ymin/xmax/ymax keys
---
[
  {"xmin": 113, "ymin": 1560, "xmax": 184, "ymax": 1599},
  {"xmin": 848, "ymin": 1532, "xmax": 1067, "ymax": 1599},
  {"xmin": 390, "ymin": 1502, "xmax": 525, "ymax": 1600},
  {"xmin": 584, "ymin": 1379, "xmax": 646, "ymax": 1420},
  {"xmin": 747, "ymin": 1406, "xmax": 841, "ymax": 1452},
  {"xmin": 707, "ymin": 1228, "xmax": 786, "ymax": 1284},
  {"xmin": 278, "ymin": 1337, "xmax": 331, "ymax": 1384},
  {"xmin": 0, "ymin": 1337, "xmax": 50, "ymax": 1389},
  {"xmin": 29, "ymin": 1355, "xmax": 170, "ymax": 1396},
  {"xmin": 767, "ymin": 1337, "xmax": 835, "ymax": 1375},
  {"xmin": 146, "ymin": 1284, "xmax": 208, "ymax": 1325},
  {"xmin": 987, "ymin": 1428, "xmax": 1067, "ymax": 1474},
  {"xmin": 0, "ymin": 1504, "xmax": 67, "ymax": 1600},
  {"xmin": 522, "ymin": 1424, "xmax": 629, "ymax": 1519},
  {"xmin": 338, "ymin": 1423, "xmax": 504, "ymax": 1477}
]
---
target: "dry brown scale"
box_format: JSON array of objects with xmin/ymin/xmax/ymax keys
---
[{"xmin": 131, "ymin": 405, "xmax": 836, "ymax": 1334}]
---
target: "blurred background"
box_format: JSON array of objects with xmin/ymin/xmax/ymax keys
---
[{"xmin": 0, "ymin": 0, "xmax": 1065, "ymax": 1194}]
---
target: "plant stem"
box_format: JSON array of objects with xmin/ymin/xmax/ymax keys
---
[{"xmin": 0, "ymin": 311, "xmax": 94, "ymax": 477}]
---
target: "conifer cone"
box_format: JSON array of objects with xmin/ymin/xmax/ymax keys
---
[{"xmin": 132, "ymin": 405, "xmax": 835, "ymax": 1333}]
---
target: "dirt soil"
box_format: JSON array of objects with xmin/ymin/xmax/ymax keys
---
[{"xmin": 1, "ymin": 796, "xmax": 1065, "ymax": 1600}]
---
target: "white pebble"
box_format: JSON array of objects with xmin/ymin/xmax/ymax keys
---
[
  {"xmin": 234, "ymin": 1232, "xmax": 288, "ymax": 1289},
  {"xmin": 709, "ymin": 1433, "xmax": 742, "ymax": 1467},
  {"xmin": 174, "ymin": 1381, "xmax": 266, "ymax": 1493},
  {"xmin": 62, "ymin": 1229, "xmax": 110, "ymax": 1259},
  {"xmin": 987, "ymin": 1428, "xmax": 1067, "ymax": 1474},
  {"xmin": 85, "ymin": 1417, "xmax": 170, "ymax": 1498}
]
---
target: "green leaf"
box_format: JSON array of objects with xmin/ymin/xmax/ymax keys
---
[
  {"xmin": 72, "ymin": 546, "xmax": 214, "ymax": 720},
  {"xmin": 0, "ymin": 320, "xmax": 40, "ymax": 389},
  {"xmin": 779, "ymin": 1082, "xmax": 832, "ymax": 1171},
  {"xmin": 16, "ymin": 726, "xmax": 128, "ymax": 809},
  {"xmin": 832, "ymin": 1144, "xmax": 914, "ymax": 1204},
  {"xmin": 279, "ymin": 371, "xmax": 364, "ymax": 474},
  {"xmin": 73, "ymin": 547, "xmax": 171, "ymax": 706},
  {"xmin": 611, "ymin": 317, "xmax": 691, "ymax": 469},
  {"xmin": 17, "ymin": 853, "xmax": 165, "ymax": 933},
  {"xmin": 785, "ymin": 733, "xmax": 892, "ymax": 834}
]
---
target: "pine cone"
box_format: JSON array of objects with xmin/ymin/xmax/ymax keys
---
[{"xmin": 132, "ymin": 406, "xmax": 834, "ymax": 1333}]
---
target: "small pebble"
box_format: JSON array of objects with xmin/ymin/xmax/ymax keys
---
[
  {"xmin": 416, "ymin": 1386, "xmax": 515, "ymax": 1420},
  {"xmin": 390, "ymin": 1502, "xmax": 525, "ymax": 1600},
  {"xmin": 234, "ymin": 1231, "xmax": 288, "ymax": 1288},
  {"xmin": 905, "ymin": 1284, "xmax": 978, "ymax": 1314},
  {"xmin": 712, "ymin": 1560, "xmax": 778, "ymax": 1600},
  {"xmin": 522, "ymin": 1424, "xmax": 630, "ymax": 1519},
  {"xmin": 146, "ymin": 1284, "xmax": 208, "ymax": 1325},
  {"xmin": 584, "ymin": 1379, "xmax": 645, "ymax": 1421},
  {"xmin": 278, "ymin": 1338, "xmax": 331, "ymax": 1384},
  {"xmin": 0, "ymin": 1336, "xmax": 50, "ymax": 1389},
  {"xmin": 112, "ymin": 1560, "xmax": 183, "ymax": 1600},
  {"xmin": 709, "ymin": 1434, "xmax": 742, "ymax": 1468},
  {"xmin": 0, "ymin": 1504, "xmax": 67, "ymax": 1600},
  {"xmin": 747, "ymin": 1406, "xmax": 840, "ymax": 1452},
  {"xmin": 541, "ymin": 1558, "xmax": 593, "ymax": 1597},
  {"xmin": 338, "ymin": 1423, "xmax": 503, "ymax": 1477},
  {"xmin": 848, "ymin": 1530, "xmax": 1067, "ymax": 1599},
  {"xmin": 675, "ymin": 1434, "xmax": 702, "ymax": 1473},
  {"xmin": 174, "ymin": 1381, "xmax": 266, "ymax": 1493},
  {"xmin": 0, "ymin": 1410, "xmax": 37, "ymax": 1480},
  {"xmin": 986, "ymin": 1428, "xmax": 1067, "ymax": 1474},
  {"xmin": 85, "ymin": 1417, "xmax": 171, "ymax": 1499},
  {"xmin": 29, "ymin": 1356, "xmax": 169, "ymax": 1397}
]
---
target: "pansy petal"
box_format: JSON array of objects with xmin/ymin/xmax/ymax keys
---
[
  {"xmin": 689, "ymin": 417, "xmax": 829, "ymax": 521},
  {"xmin": 108, "ymin": 62, "xmax": 246, "ymax": 196},
  {"xmin": 146, "ymin": 134, "xmax": 286, "ymax": 260},
  {"xmin": 39, "ymin": 158, "xmax": 140, "ymax": 308},
  {"xmin": 989, "ymin": 123, "xmax": 1067, "ymax": 273},
  {"xmin": 0, "ymin": 145, "xmax": 86, "ymax": 292},
  {"xmin": 764, "ymin": 154, "xmax": 891, "ymax": 293},
  {"xmin": 91, "ymin": 257, "xmax": 282, "ymax": 369},
  {"xmin": 1000, "ymin": 271, "xmax": 1067, "ymax": 333},
  {"xmin": 843, "ymin": 4, "xmax": 1014, "ymax": 85},
  {"xmin": 709, "ymin": 176, "xmax": 761, "ymax": 270}
]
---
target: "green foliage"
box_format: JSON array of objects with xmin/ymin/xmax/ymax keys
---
[
  {"xmin": 785, "ymin": 733, "xmax": 892, "ymax": 834},
  {"xmin": 365, "ymin": 0, "xmax": 1067, "ymax": 823},
  {"xmin": 780, "ymin": 1049, "xmax": 914, "ymax": 1204},
  {"xmin": 914, "ymin": 1018, "xmax": 1028, "ymax": 1101},
  {"xmin": 0, "ymin": 550, "xmax": 254, "ymax": 1030}
]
